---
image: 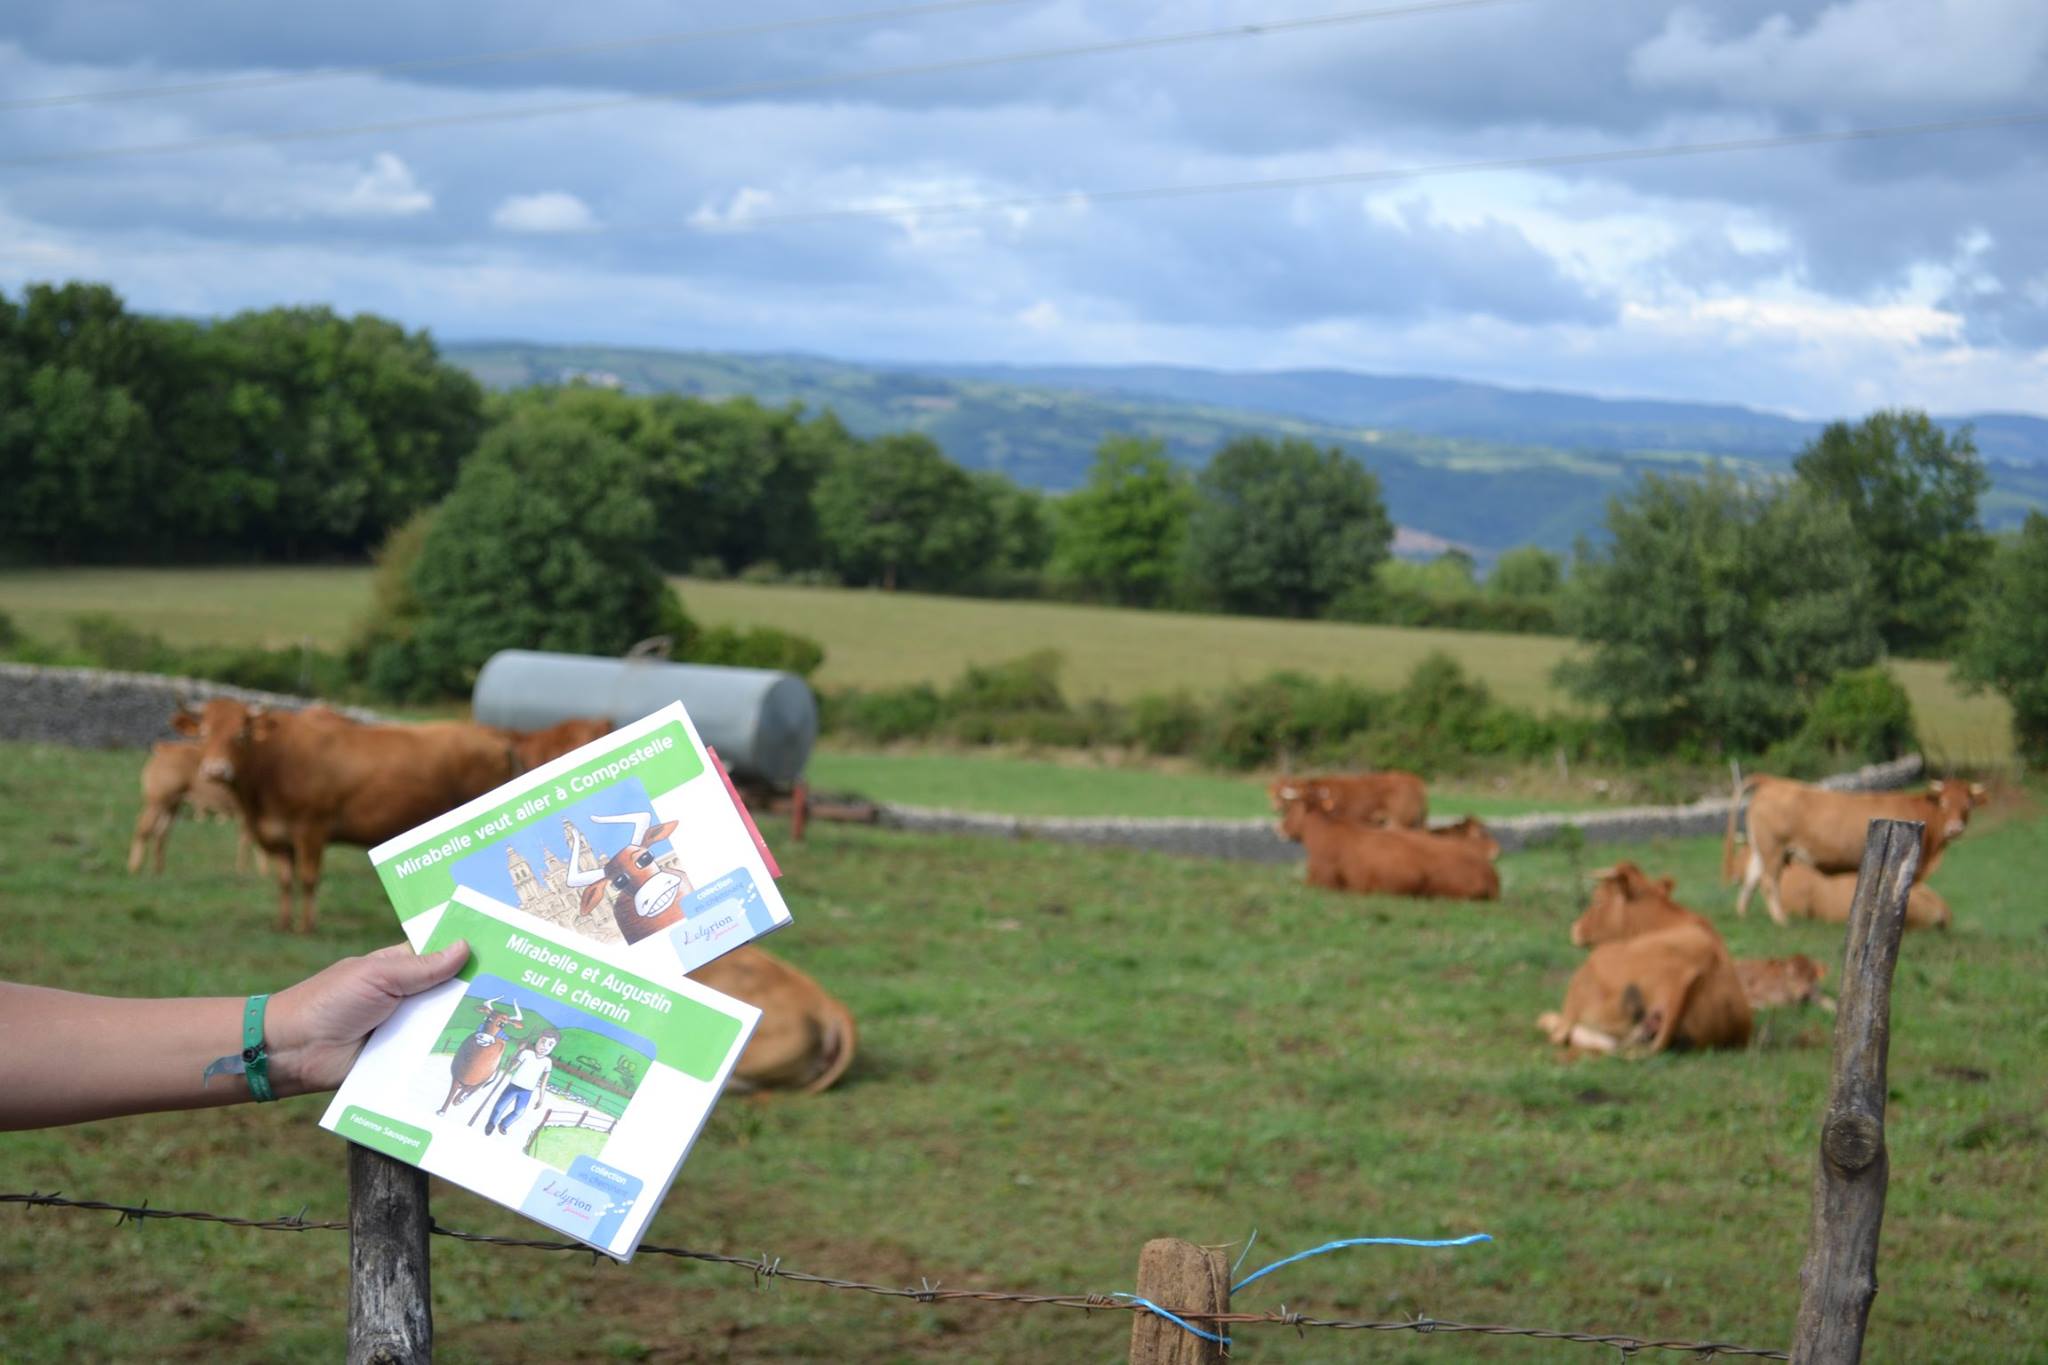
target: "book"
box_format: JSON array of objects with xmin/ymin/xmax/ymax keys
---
[{"xmin": 318, "ymin": 701, "xmax": 793, "ymax": 1260}]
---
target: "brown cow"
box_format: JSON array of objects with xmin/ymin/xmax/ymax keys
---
[
  {"xmin": 439, "ymin": 997, "xmax": 523, "ymax": 1117},
  {"xmin": 1275, "ymin": 799, "xmax": 1498, "ymax": 901},
  {"xmin": 1268, "ymin": 771, "xmax": 1427, "ymax": 829},
  {"xmin": 1733, "ymin": 954, "xmax": 1832, "ymax": 1011},
  {"xmin": 689, "ymin": 947, "xmax": 858, "ymax": 1094},
  {"xmin": 563, "ymin": 811, "xmax": 691, "ymax": 946},
  {"xmin": 1777, "ymin": 861, "xmax": 1953, "ymax": 931},
  {"xmin": 497, "ymin": 716, "xmax": 613, "ymax": 773},
  {"xmin": 1433, "ymin": 815, "xmax": 1501, "ymax": 861},
  {"xmin": 1569, "ymin": 862, "xmax": 1716, "ymax": 948},
  {"xmin": 1727, "ymin": 775, "xmax": 1985, "ymax": 925},
  {"xmin": 127, "ymin": 740, "xmax": 262, "ymax": 875},
  {"xmin": 1538, "ymin": 922, "xmax": 1752, "ymax": 1057},
  {"xmin": 175, "ymin": 699, "xmax": 519, "ymax": 933}
]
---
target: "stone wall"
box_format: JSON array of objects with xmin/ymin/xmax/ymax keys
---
[
  {"xmin": 0, "ymin": 662, "xmax": 385, "ymax": 751},
  {"xmin": 874, "ymin": 754, "xmax": 1927, "ymax": 864}
]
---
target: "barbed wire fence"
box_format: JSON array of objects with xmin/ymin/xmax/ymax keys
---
[{"xmin": 3, "ymin": 824, "xmax": 1922, "ymax": 1363}]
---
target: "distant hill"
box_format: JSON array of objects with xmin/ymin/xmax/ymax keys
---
[{"xmin": 444, "ymin": 341, "xmax": 2048, "ymax": 556}]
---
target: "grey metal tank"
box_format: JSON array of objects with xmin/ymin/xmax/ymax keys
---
[{"xmin": 472, "ymin": 649, "xmax": 817, "ymax": 785}]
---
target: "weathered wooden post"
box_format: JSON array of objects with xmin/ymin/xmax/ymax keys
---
[
  {"xmin": 1128, "ymin": 1237, "xmax": 1230, "ymax": 1365},
  {"xmin": 1790, "ymin": 818, "xmax": 1921, "ymax": 1365},
  {"xmin": 349, "ymin": 1144, "xmax": 433, "ymax": 1365}
]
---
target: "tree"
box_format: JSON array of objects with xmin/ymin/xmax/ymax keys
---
[
  {"xmin": 1050, "ymin": 436, "xmax": 1193, "ymax": 606},
  {"xmin": 370, "ymin": 411, "xmax": 669, "ymax": 697},
  {"xmin": 1953, "ymin": 512, "xmax": 2048, "ymax": 766},
  {"xmin": 1488, "ymin": 545, "xmax": 1562, "ymax": 598},
  {"xmin": 1185, "ymin": 436, "xmax": 1393, "ymax": 617},
  {"xmin": 971, "ymin": 471, "xmax": 1054, "ymax": 594},
  {"xmin": 813, "ymin": 433, "xmax": 996, "ymax": 590},
  {"xmin": 1793, "ymin": 409, "xmax": 1989, "ymax": 656},
  {"xmin": 1558, "ymin": 469, "xmax": 1879, "ymax": 754}
]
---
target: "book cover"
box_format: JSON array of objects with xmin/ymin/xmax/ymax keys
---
[{"xmin": 318, "ymin": 702, "xmax": 792, "ymax": 1259}]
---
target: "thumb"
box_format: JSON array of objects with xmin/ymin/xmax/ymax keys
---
[{"xmin": 371, "ymin": 940, "xmax": 471, "ymax": 998}]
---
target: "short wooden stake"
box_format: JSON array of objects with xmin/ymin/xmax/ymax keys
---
[
  {"xmin": 1128, "ymin": 1237, "xmax": 1229, "ymax": 1365},
  {"xmin": 349, "ymin": 1143, "xmax": 433, "ymax": 1365},
  {"xmin": 1790, "ymin": 818, "xmax": 1921, "ymax": 1365},
  {"xmin": 791, "ymin": 778, "xmax": 810, "ymax": 842}
]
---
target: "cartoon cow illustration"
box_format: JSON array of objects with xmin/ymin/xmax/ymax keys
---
[
  {"xmin": 438, "ymin": 996, "xmax": 522, "ymax": 1116},
  {"xmin": 564, "ymin": 811, "xmax": 690, "ymax": 946}
]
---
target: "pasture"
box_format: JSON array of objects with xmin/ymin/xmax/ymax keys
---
[
  {"xmin": 0, "ymin": 567, "xmax": 2017, "ymax": 766},
  {"xmin": 1, "ymin": 741, "xmax": 2042, "ymax": 1362}
]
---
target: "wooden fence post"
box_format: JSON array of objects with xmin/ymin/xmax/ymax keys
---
[
  {"xmin": 349, "ymin": 1143, "xmax": 433, "ymax": 1365},
  {"xmin": 1128, "ymin": 1237, "xmax": 1230, "ymax": 1365},
  {"xmin": 1790, "ymin": 818, "xmax": 1921, "ymax": 1365}
]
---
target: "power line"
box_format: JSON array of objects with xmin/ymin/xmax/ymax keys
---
[
  {"xmin": 0, "ymin": 0, "xmax": 1537, "ymax": 169},
  {"xmin": 0, "ymin": 0, "xmax": 1037, "ymax": 113},
  {"xmin": 680, "ymin": 109, "xmax": 2048, "ymax": 229}
]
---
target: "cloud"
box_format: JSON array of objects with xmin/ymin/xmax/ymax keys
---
[
  {"xmin": 490, "ymin": 191, "xmax": 597, "ymax": 233},
  {"xmin": 219, "ymin": 152, "xmax": 433, "ymax": 220}
]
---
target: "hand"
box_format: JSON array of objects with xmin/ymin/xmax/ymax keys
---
[{"xmin": 265, "ymin": 941, "xmax": 470, "ymax": 1096}]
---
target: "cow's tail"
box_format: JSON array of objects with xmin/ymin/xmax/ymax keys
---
[
  {"xmin": 803, "ymin": 994, "xmax": 860, "ymax": 1095},
  {"xmin": 1722, "ymin": 774, "xmax": 1766, "ymax": 885}
]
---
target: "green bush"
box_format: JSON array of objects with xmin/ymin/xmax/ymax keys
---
[
  {"xmin": 1129, "ymin": 691, "xmax": 1205, "ymax": 756},
  {"xmin": 1197, "ymin": 672, "xmax": 1382, "ymax": 770},
  {"xmin": 71, "ymin": 614, "xmax": 174, "ymax": 672},
  {"xmin": 1769, "ymin": 666, "xmax": 1917, "ymax": 772},
  {"xmin": 827, "ymin": 684, "xmax": 947, "ymax": 743},
  {"xmin": 947, "ymin": 650, "xmax": 1067, "ymax": 714},
  {"xmin": 684, "ymin": 624, "xmax": 826, "ymax": 679},
  {"xmin": 0, "ymin": 612, "xmax": 20, "ymax": 651}
]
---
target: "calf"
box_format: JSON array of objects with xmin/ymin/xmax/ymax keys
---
[
  {"xmin": 127, "ymin": 740, "xmax": 260, "ymax": 875},
  {"xmin": 689, "ymin": 947, "xmax": 858, "ymax": 1094},
  {"xmin": 1538, "ymin": 922, "xmax": 1752, "ymax": 1057},
  {"xmin": 1275, "ymin": 799, "xmax": 1498, "ymax": 901},
  {"xmin": 1777, "ymin": 861, "xmax": 1952, "ymax": 931},
  {"xmin": 176, "ymin": 699, "xmax": 518, "ymax": 933},
  {"xmin": 564, "ymin": 811, "xmax": 693, "ymax": 946},
  {"xmin": 1734, "ymin": 954, "xmax": 1832, "ymax": 1011},
  {"xmin": 1268, "ymin": 770, "xmax": 1428, "ymax": 829},
  {"xmin": 1727, "ymin": 775, "xmax": 1985, "ymax": 924}
]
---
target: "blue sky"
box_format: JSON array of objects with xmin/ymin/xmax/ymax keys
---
[
  {"xmin": 2, "ymin": 0, "xmax": 2043, "ymax": 417},
  {"xmin": 454, "ymin": 974, "xmax": 657, "ymax": 1059}
]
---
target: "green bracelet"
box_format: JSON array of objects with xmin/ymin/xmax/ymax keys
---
[{"xmin": 242, "ymin": 993, "xmax": 276, "ymax": 1102}]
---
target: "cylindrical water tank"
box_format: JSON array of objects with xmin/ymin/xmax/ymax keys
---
[{"xmin": 473, "ymin": 650, "xmax": 817, "ymax": 786}]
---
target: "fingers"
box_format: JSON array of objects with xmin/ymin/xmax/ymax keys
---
[{"xmin": 367, "ymin": 940, "xmax": 471, "ymax": 998}]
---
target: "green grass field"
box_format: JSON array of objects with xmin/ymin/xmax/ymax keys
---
[
  {"xmin": 0, "ymin": 567, "xmax": 2017, "ymax": 765},
  {"xmin": 2, "ymin": 742, "xmax": 2041, "ymax": 1361}
]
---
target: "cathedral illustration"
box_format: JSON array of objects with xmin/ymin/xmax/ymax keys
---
[{"xmin": 505, "ymin": 818, "xmax": 692, "ymax": 946}]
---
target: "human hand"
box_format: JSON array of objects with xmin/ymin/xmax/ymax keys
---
[{"xmin": 265, "ymin": 941, "xmax": 470, "ymax": 1096}]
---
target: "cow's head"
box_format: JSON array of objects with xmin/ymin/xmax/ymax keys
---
[
  {"xmin": 1272, "ymin": 791, "xmax": 1317, "ymax": 842},
  {"xmin": 172, "ymin": 697, "xmax": 281, "ymax": 786},
  {"xmin": 565, "ymin": 812, "xmax": 684, "ymax": 921},
  {"xmin": 1926, "ymin": 779, "xmax": 1989, "ymax": 841},
  {"xmin": 1571, "ymin": 862, "xmax": 1682, "ymax": 947},
  {"xmin": 1266, "ymin": 779, "xmax": 1304, "ymax": 813},
  {"xmin": 470, "ymin": 997, "xmax": 521, "ymax": 1046},
  {"xmin": 1439, "ymin": 816, "xmax": 1500, "ymax": 861}
]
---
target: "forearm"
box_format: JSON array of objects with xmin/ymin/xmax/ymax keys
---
[{"xmin": 0, "ymin": 984, "xmax": 319, "ymax": 1131}]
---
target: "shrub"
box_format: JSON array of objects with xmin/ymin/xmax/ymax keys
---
[
  {"xmin": 687, "ymin": 556, "xmax": 729, "ymax": 580},
  {"xmin": 70, "ymin": 614, "xmax": 173, "ymax": 672},
  {"xmin": 1129, "ymin": 690, "xmax": 1205, "ymax": 756},
  {"xmin": 684, "ymin": 624, "xmax": 825, "ymax": 679},
  {"xmin": 827, "ymin": 684, "xmax": 946, "ymax": 743},
  {"xmin": 947, "ymin": 650, "xmax": 1067, "ymax": 714},
  {"xmin": 1198, "ymin": 672, "xmax": 1382, "ymax": 770},
  {"xmin": 0, "ymin": 612, "xmax": 19, "ymax": 651},
  {"xmin": 1796, "ymin": 666, "xmax": 1917, "ymax": 765}
]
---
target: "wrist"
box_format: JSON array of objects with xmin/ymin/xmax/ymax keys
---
[{"xmin": 259, "ymin": 986, "xmax": 316, "ymax": 1098}]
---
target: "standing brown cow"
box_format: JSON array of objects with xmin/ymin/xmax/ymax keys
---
[
  {"xmin": 564, "ymin": 811, "xmax": 692, "ymax": 946},
  {"xmin": 176, "ymin": 698, "xmax": 519, "ymax": 933},
  {"xmin": 1268, "ymin": 771, "xmax": 1428, "ymax": 828},
  {"xmin": 439, "ymin": 997, "xmax": 522, "ymax": 1116},
  {"xmin": 1726, "ymin": 776, "xmax": 1985, "ymax": 925}
]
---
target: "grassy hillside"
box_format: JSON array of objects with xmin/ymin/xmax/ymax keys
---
[
  {"xmin": 0, "ymin": 568, "xmax": 2015, "ymax": 765},
  {"xmin": 1, "ymin": 741, "xmax": 2041, "ymax": 1361}
]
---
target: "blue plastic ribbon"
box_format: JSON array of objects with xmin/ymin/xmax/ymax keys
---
[
  {"xmin": 1232, "ymin": 1233, "xmax": 1493, "ymax": 1294},
  {"xmin": 1110, "ymin": 1292, "xmax": 1231, "ymax": 1348}
]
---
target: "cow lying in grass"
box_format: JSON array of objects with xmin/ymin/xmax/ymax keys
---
[
  {"xmin": 689, "ymin": 947, "xmax": 858, "ymax": 1094},
  {"xmin": 1267, "ymin": 770, "xmax": 1427, "ymax": 829},
  {"xmin": 1273, "ymin": 796, "xmax": 1498, "ymax": 901},
  {"xmin": 1540, "ymin": 863, "xmax": 1751, "ymax": 1057},
  {"xmin": 1733, "ymin": 953, "xmax": 1833, "ymax": 1012},
  {"xmin": 1776, "ymin": 861, "xmax": 1952, "ymax": 931}
]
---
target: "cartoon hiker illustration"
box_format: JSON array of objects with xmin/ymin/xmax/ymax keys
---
[
  {"xmin": 484, "ymin": 1028, "xmax": 559, "ymax": 1138},
  {"xmin": 438, "ymin": 996, "xmax": 521, "ymax": 1116},
  {"xmin": 565, "ymin": 811, "xmax": 689, "ymax": 946}
]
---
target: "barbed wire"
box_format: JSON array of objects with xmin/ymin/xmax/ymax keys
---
[{"xmin": 3, "ymin": 1190, "xmax": 1790, "ymax": 1359}]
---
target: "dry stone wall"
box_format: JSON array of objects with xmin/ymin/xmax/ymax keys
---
[{"xmin": 0, "ymin": 662, "xmax": 385, "ymax": 750}]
